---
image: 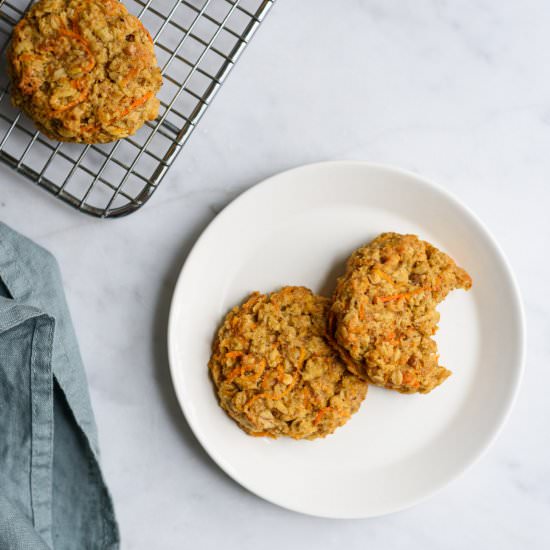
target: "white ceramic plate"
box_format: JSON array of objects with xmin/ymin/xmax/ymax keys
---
[{"xmin": 167, "ymin": 161, "xmax": 525, "ymax": 518}]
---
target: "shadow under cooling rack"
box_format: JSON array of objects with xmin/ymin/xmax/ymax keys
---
[{"xmin": 0, "ymin": 0, "xmax": 273, "ymax": 217}]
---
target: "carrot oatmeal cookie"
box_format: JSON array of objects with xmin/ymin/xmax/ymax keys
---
[
  {"xmin": 209, "ymin": 287, "xmax": 368, "ymax": 440},
  {"xmin": 8, "ymin": 0, "xmax": 162, "ymax": 143},
  {"xmin": 329, "ymin": 233, "xmax": 472, "ymax": 394}
]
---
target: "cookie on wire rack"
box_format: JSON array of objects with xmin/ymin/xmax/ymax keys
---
[{"xmin": 8, "ymin": 0, "xmax": 162, "ymax": 143}]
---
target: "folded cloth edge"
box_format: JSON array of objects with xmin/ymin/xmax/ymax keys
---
[{"xmin": 0, "ymin": 223, "xmax": 119, "ymax": 549}]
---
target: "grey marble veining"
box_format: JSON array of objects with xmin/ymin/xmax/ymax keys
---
[{"xmin": 1, "ymin": 0, "xmax": 549, "ymax": 548}]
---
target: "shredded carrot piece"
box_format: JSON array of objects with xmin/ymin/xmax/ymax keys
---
[
  {"xmin": 296, "ymin": 347, "xmax": 307, "ymax": 368},
  {"xmin": 244, "ymin": 393, "xmax": 268, "ymax": 413},
  {"xmin": 376, "ymin": 287, "xmax": 426, "ymax": 304},
  {"xmin": 80, "ymin": 124, "xmax": 99, "ymax": 133},
  {"xmin": 226, "ymin": 366, "xmax": 243, "ymax": 382},
  {"xmin": 260, "ymin": 361, "xmax": 282, "ymax": 390},
  {"xmin": 50, "ymin": 81, "xmax": 88, "ymax": 113},
  {"xmin": 225, "ymin": 351, "xmax": 243, "ymax": 359},
  {"xmin": 374, "ymin": 268, "xmax": 395, "ymax": 285},
  {"xmin": 271, "ymin": 349, "xmax": 305, "ymax": 400},
  {"xmin": 402, "ymin": 371, "xmax": 419, "ymax": 387},
  {"xmin": 114, "ymin": 91, "xmax": 153, "ymax": 120},
  {"xmin": 226, "ymin": 356, "xmax": 265, "ymax": 384},
  {"xmin": 53, "ymin": 93, "xmax": 86, "ymax": 112},
  {"xmin": 59, "ymin": 28, "xmax": 96, "ymax": 73},
  {"xmin": 358, "ymin": 303, "xmax": 365, "ymax": 321},
  {"xmin": 272, "ymin": 380, "xmax": 294, "ymax": 400},
  {"xmin": 249, "ymin": 430, "xmax": 275, "ymax": 438},
  {"xmin": 313, "ymin": 407, "xmax": 333, "ymax": 426},
  {"xmin": 19, "ymin": 53, "xmax": 38, "ymax": 63},
  {"xmin": 120, "ymin": 65, "xmax": 140, "ymax": 88}
]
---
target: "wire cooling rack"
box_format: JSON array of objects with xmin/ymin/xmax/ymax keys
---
[{"xmin": 0, "ymin": 0, "xmax": 273, "ymax": 217}]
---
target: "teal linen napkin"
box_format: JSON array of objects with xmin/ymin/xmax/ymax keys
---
[{"xmin": 0, "ymin": 223, "xmax": 119, "ymax": 549}]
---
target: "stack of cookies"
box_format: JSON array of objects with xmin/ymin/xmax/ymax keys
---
[{"xmin": 209, "ymin": 232, "xmax": 472, "ymax": 440}]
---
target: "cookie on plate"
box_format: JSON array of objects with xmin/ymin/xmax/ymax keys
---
[
  {"xmin": 8, "ymin": 0, "xmax": 162, "ymax": 143},
  {"xmin": 209, "ymin": 287, "xmax": 368, "ymax": 440},
  {"xmin": 329, "ymin": 233, "xmax": 472, "ymax": 394}
]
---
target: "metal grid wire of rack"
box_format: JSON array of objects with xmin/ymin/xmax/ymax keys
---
[{"xmin": 0, "ymin": 0, "xmax": 273, "ymax": 217}]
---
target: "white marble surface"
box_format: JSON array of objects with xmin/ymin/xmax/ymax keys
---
[{"xmin": 2, "ymin": 0, "xmax": 549, "ymax": 548}]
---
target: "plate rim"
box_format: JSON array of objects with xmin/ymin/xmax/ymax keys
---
[{"xmin": 167, "ymin": 160, "xmax": 526, "ymax": 519}]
